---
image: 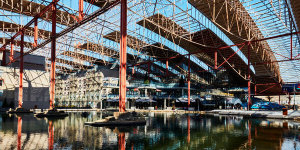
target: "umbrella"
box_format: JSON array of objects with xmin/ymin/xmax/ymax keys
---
[{"xmin": 227, "ymin": 98, "xmax": 242, "ymax": 105}]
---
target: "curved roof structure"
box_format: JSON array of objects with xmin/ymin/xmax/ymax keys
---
[{"xmin": 0, "ymin": 0, "xmax": 299, "ymax": 94}]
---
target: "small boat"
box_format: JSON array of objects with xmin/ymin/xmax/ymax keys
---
[
  {"xmin": 85, "ymin": 112, "xmax": 146, "ymax": 127},
  {"xmin": 85, "ymin": 119, "xmax": 146, "ymax": 127},
  {"xmin": 35, "ymin": 109, "xmax": 68, "ymax": 118},
  {"xmin": 7, "ymin": 108, "xmax": 33, "ymax": 114}
]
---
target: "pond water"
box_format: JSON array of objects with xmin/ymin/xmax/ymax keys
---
[{"xmin": 0, "ymin": 112, "xmax": 299, "ymax": 150}]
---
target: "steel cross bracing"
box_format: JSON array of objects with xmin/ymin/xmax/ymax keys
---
[
  {"xmin": 0, "ymin": 0, "xmax": 299, "ymax": 96},
  {"xmin": 241, "ymin": 0, "xmax": 300, "ymax": 83},
  {"xmin": 189, "ymin": 0, "xmax": 282, "ymax": 83},
  {"xmin": 0, "ymin": 0, "xmax": 211, "ymax": 84}
]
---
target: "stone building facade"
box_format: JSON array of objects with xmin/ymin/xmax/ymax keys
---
[{"xmin": 55, "ymin": 70, "xmax": 104, "ymax": 108}]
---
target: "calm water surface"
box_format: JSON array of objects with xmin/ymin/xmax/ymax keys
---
[{"xmin": 0, "ymin": 112, "xmax": 299, "ymax": 150}]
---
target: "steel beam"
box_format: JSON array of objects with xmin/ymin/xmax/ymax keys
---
[
  {"xmin": 5, "ymin": 0, "xmax": 120, "ymax": 66},
  {"xmin": 49, "ymin": 0, "xmax": 57, "ymax": 110},
  {"xmin": 257, "ymin": 84, "xmax": 277, "ymax": 94},
  {"xmin": 217, "ymin": 43, "xmax": 245, "ymax": 69},
  {"xmin": 119, "ymin": 0, "xmax": 127, "ymax": 112},
  {"xmin": 0, "ymin": 21, "xmax": 51, "ymax": 39},
  {"xmin": 217, "ymin": 31, "xmax": 300, "ymax": 50},
  {"xmin": 0, "ymin": 0, "xmax": 59, "ymax": 52},
  {"xmin": 256, "ymin": 83, "xmax": 280, "ymax": 86},
  {"xmin": 0, "ymin": 38, "xmax": 34, "ymax": 49},
  {"xmin": 79, "ymin": 0, "xmax": 84, "ymax": 21},
  {"xmin": 0, "ymin": 0, "xmax": 75, "ymax": 26}
]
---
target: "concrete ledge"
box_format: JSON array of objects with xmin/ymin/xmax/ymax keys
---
[
  {"xmin": 208, "ymin": 110, "xmax": 300, "ymax": 120},
  {"xmin": 127, "ymin": 109, "xmax": 206, "ymax": 114},
  {"xmin": 56, "ymin": 109, "xmax": 99, "ymax": 112}
]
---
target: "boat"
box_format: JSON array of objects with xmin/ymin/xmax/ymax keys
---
[
  {"xmin": 35, "ymin": 109, "xmax": 68, "ymax": 118},
  {"xmin": 251, "ymin": 102, "xmax": 285, "ymax": 110},
  {"xmin": 85, "ymin": 112, "xmax": 146, "ymax": 127},
  {"xmin": 85, "ymin": 119, "xmax": 146, "ymax": 127},
  {"xmin": 7, "ymin": 108, "xmax": 33, "ymax": 114}
]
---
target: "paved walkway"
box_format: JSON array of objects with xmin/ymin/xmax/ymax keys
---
[{"xmin": 209, "ymin": 109, "xmax": 300, "ymax": 120}]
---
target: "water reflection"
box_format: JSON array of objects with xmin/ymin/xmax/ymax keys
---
[
  {"xmin": 248, "ymin": 120, "xmax": 252, "ymax": 147},
  {"xmin": 0, "ymin": 112, "xmax": 299, "ymax": 150},
  {"xmin": 17, "ymin": 116, "xmax": 22, "ymax": 150},
  {"xmin": 48, "ymin": 121, "xmax": 54, "ymax": 150},
  {"xmin": 118, "ymin": 132, "xmax": 125, "ymax": 150}
]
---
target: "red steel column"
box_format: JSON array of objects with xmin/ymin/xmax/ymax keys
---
[
  {"xmin": 119, "ymin": 0, "xmax": 127, "ymax": 112},
  {"xmin": 132, "ymin": 66, "xmax": 134, "ymax": 75},
  {"xmin": 18, "ymin": 32, "xmax": 24, "ymax": 108},
  {"xmin": 166, "ymin": 59, "xmax": 168, "ymax": 76},
  {"xmin": 79, "ymin": 0, "xmax": 84, "ymax": 21},
  {"xmin": 48, "ymin": 121, "xmax": 54, "ymax": 150},
  {"xmin": 247, "ymin": 42, "xmax": 251, "ymax": 110},
  {"xmin": 214, "ymin": 49, "xmax": 217, "ymax": 70},
  {"xmin": 10, "ymin": 42, "xmax": 14, "ymax": 61},
  {"xmin": 254, "ymin": 84, "xmax": 257, "ymax": 95},
  {"xmin": 17, "ymin": 116, "xmax": 22, "ymax": 150},
  {"xmin": 34, "ymin": 19, "xmax": 38, "ymax": 47},
  {"xmin": 50, "ymin": 1, "xmax": 57, "ymax": 109},
  {"xmin": 118, "ymin": 132, "xmax": 126, "ymax": 150},
  {"xmin": 188, "ymin": 54, "xmax": 191, "ymax": 108}
]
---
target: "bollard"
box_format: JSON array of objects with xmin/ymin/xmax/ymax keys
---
[{"xmin": 282, "ymin": 108, "xmax": 288, "ymax": 115}]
